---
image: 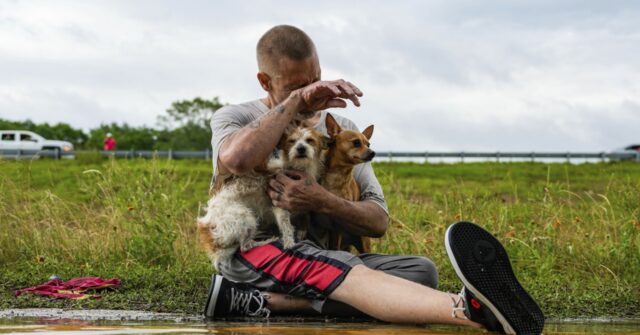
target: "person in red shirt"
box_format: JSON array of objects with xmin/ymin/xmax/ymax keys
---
[{"xmin": 103, "ymin": 133, "xmax": 116, "ymax": 151}]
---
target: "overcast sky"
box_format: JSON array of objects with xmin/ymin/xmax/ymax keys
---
[{"xmin": 1, "ymin": 0, "xmax": 638, "ymax": 151}]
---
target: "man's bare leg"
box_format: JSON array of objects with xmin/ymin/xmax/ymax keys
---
[
  {"xmin": 260, "ymin": 264, "xmax": 480, "ymax": 327},
  {"xmin": 262, "ymin": 292, "xmax": 315, "ymax": 314},
  {"xmin": 262, "ymin": 292, "xmax": 365, "ymax": 317},
  {"xmin": 329, "ymin": 265, "xmax": 482, "ymax": 327}
]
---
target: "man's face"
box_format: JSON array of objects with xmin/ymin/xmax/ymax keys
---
[{"xmin": 263, "ymin": 54, "xmax": 321, "ymax": 105}]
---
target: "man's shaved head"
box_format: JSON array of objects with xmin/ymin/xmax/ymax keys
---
[{"xmin": 257, "ymin": 25, "xmax": 317, "ymax": 75}]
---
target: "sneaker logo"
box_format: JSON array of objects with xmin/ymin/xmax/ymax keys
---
[
  {"xmin": 471, "ymin": 298, "xmax": 481, "ymax": 309},
  {"xmin": 473, "ymin": 240, "xmax": 496, "ymax": 264}
]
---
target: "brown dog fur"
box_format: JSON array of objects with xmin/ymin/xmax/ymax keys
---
[{"xmin": 322, "ymin": 113, "xmax": 375, "ymax": 253}]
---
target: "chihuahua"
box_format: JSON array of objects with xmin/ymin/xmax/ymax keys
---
[{"xmin": 322, "ymin": 113, "xmax": 375, "ymax": 253}]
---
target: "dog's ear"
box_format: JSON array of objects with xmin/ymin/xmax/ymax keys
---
[
  {"xmin": 362, "ymin": 125, "xmax": 374, "ymax": 140},
  {"xmin": 325, "ymin": 113, "xmax": 341, "ymax": 138}
]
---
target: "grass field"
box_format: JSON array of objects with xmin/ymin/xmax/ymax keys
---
[{"xmin": 0, "ymin": 156, "xmax": 638, "ymax": 318}]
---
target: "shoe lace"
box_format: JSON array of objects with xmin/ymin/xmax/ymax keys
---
[
  {"xmin": 450, "ymin": 287, "xmax": 468, "ymax": 320},
  {"xmin": 229, "ymin": 287, "xmax": 271, "ymax": 318}
]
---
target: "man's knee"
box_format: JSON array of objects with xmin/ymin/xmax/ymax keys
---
[{"xmin": 410, "ymin": 257, "xmax": 439, "ymax": 289}]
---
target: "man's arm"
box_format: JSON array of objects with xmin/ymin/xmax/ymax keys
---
[
  {"xmin": 319, "ymin": 192, "xmax": 389, "ymax": 237},
  {"xmin": 217, "ymin": 80, "xmax": 363, "ymax": 176},
  {"xmin": 268, "ymin": 171, "xmax": 389, "ymax": 237},
  {"xmin": 217, "ymin": 96, "xmax": 300, "ymax": 176}
]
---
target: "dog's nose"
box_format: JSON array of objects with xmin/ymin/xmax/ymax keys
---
[
  {"xmin": 364, "ymin": 150, "xmax": 376, "ymax": 161},
  {"xmin": 296, "ymin": 146, "xmax": 306, "ymax": 155}
]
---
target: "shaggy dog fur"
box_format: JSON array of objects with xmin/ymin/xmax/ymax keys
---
[{"xmin": 198, "ymin": 127, "xmax": 325, "ymax": 269}]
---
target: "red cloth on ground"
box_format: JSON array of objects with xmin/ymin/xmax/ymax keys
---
[{"xmin": 15, "ymin": 277, "xmax": 120, "ymax": 299}]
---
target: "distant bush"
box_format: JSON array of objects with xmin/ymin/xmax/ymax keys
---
[{"xmin": 0, "ymin": 96, "xmax": 223, "ymax": 150}]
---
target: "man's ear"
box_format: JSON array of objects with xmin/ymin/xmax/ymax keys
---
[
  {"xmin": 362, "ymin": 125, "xmax": 374, "ymax": 140},
  {"xmin": 325, "ymin": 113, "xmax": 341, "ymax": 138},
  {"xmin": 257, "ymin": 72, "xmax": 271, "ymax": 92}
]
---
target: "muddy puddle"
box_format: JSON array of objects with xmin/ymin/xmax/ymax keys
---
[{"xmin": 0, "ymin": 309, "xmax": 638, "ymax": 334}]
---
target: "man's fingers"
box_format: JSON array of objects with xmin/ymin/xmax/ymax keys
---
[
  {"xmin": 275, "ymin": 173, "xmax": 293, "ymax": 185},
  {"xmin": 325, "ymin": 98, "xmax": 348, "ymax": 109},
  {"xmin": 301, "ymin": 80, "xmax": 363, "ymax": 109},
  {"xmin": 346, "ymin": 81, "xmax": 363, "ymax": 97},
  {"xmin": 337, "ymin": 82, "xmax": 355, "ymax": 97},
  {"xmin": 333, "ymin": 80, "xmax": 361, "ymax": 107},
  {"xmin": 268, "ymin": 179, "xmax": 285, "ymax": 193},
  {"xmin": 315, "ymin": 82, "xmax": 341, "ymax": 97},
  {"xmin": 336, "ymin": 83, "xmax": 360, "ymax": 106},
  {"xmin": 267, "ymin": 189, "xmax": 279, "ymax": 201},
  {"xmin": 284, "ymin": 170, "xmax": 306, "ymax": 180}
]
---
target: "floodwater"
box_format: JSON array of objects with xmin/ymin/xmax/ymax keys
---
[{"xmin": 0, "ymin": 310, "xmax": 638, "ymax": 335}]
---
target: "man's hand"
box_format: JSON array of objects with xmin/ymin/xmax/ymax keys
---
[
  {"xmin": 292, "ymin": 79, "xmax": 363, "ymax": 112},
  {"xmin": 268, "ymin": 170, "xmax": 328, "ymax": 212},
  {"xmin": 269, "ymin": 170, "xmax": 388, "ymax": 237}
]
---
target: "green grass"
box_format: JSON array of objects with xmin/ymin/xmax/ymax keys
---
[{"xmin": 0, "ymin": 156, "xmax": 638, "ymax": 318}]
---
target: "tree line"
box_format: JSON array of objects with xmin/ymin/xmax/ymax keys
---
[{"xmin": 0, "ymin": 97, "xmax": 223, "ymax": 150}]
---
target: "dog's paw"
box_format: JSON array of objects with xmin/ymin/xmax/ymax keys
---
[{"xmin": 281, "ymin": 236, "xmax": 295, "ymax": 249}]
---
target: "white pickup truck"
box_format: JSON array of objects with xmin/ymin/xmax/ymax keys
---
[{"xmin": 0, "ymin": 130, "xmax": 75, "ymax": 159}]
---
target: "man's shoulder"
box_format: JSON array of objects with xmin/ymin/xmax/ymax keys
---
[
  {"xmin": 215, "ymin": 99, "xmax": 265, "ymax": 116},
  {"xmin": 211, "ymin": 99, "xmax": 266, "ymax": 126},
  {"xmin": 322, "ymin": 111, "xmax": 359, "ymax": 131}
]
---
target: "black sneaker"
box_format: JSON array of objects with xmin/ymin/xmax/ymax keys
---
[
  {"xmin": 204, "ymin": 274, "xmax": 271, "ymax": 319},
  {"xmin": 445, "ymin": 221, "xmax": 545, "ymax": 334}
]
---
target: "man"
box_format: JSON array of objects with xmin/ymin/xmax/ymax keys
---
[
  {"xmin": 204, "ymin": 25, "xmax": 544, "ymax": 334},
  {"xmin": 103, "ymin": 133, "xmax": 116, "ymax": 151}
]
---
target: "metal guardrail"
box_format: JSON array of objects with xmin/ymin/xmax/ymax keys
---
[
  {"xmin": 0, "ymin": 149, "xmax": 75, "ymax": 160},
  {"xmin": 1, "ymin": 149, "xmax": 639, "ymax": 162},
  {"xmin": 101, "ymin": 149, "xmax": 212, "ymax": 160},
  {"xmin": 376, "ymin": 151, "xmax": 640, "ymax": 162}
]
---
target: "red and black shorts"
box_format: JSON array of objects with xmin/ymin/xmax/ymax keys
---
[{"xmin": 218, "ymin": 240, "xmax": 362, "ymax": 302}]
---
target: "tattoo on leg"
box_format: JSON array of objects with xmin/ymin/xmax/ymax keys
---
[{"xmin": 275, "ymin": 104, "xmax": 285, "ymax": 114}]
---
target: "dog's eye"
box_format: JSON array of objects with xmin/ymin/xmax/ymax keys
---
[
  {"xmin": 287, "ymin": 139, "xmax": 296, "ymax": 144},
  {"xmin": 353, "ymin": 139, "xmax": 362, "ymax": 148},
  {"xmin": 306, "ymin": 138, "xmax": 315, "ymax": 144}
]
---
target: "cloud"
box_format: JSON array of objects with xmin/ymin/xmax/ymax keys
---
[{"xmin": 0, "ymin": 0, "xmax": 638, "ymax": 151}]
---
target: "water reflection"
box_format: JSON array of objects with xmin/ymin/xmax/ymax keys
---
[{"xmin": 0, "ymin": 320, "xmax": 639, "ymax": 335}]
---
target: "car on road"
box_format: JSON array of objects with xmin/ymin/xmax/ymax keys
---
[
  {"xmin": 610, "ymin": 144, "xmax": 640, "ymax": 161},
  {"xmin": 0, "ymin": 130, "xmax": 75, "ymax": 159}
]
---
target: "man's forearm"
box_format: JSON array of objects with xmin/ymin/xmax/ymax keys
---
[
  {"xmin": 317, "ymin": 191, "xmax": 389, "ymax": 237},
  {"xmin": 219, "ymin": 95, "xmax": 302, "ymax": 175}
]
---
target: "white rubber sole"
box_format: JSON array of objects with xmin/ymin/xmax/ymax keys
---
[{"xmin": 205, "ymin": 275, "xmax": 223, "ymax": 318}]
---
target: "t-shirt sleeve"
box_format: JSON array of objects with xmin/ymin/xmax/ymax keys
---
[
  {"xmin": 210, "ymin": 106, "xmax": 246, "ymax": 186},
  {"xmin": 339, "ymin": 117, "xmax": 389, "ymax": 214},
  {"xmin": 353, "ymin": 162, "xmax": 389, "ymax": 214}
]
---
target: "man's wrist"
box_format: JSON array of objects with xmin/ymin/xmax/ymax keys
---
[
  {"xmin": 286, "ymin": 90, "xmax": 305, "ymax": 113},
  {"xmin": 315, "ymin": 187, "xmax": 341, "ymax": 214}
]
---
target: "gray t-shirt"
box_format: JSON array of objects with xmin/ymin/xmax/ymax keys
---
[{"xmin": 209, "ymin": 99, "xmax": 387, "ymax": 248}]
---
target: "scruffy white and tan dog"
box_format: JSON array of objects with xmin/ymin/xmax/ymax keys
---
[{"xmin": 198, "ymin": 127, "xmax": 325, "ymax": 269}]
